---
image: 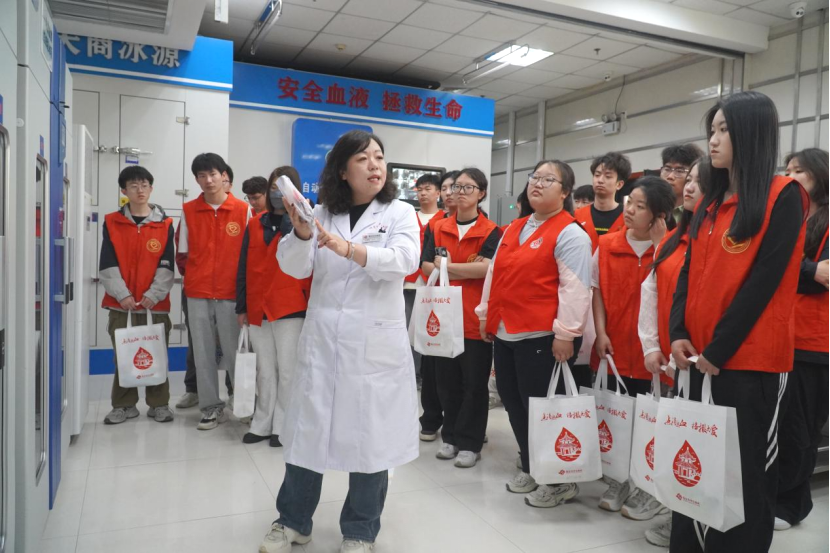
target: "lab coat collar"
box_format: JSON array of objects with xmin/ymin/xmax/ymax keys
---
[{"xmin": 331, "ymin": 198, "xmax": 385, "ymax": 240}]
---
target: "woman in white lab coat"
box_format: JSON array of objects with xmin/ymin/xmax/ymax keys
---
[{"xmin": 258, "ymin": 130, "xmax": 421, "ymax": 553}]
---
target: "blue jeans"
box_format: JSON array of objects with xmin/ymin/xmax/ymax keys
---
[{"xmin": 276, "ymin": 463, "xmax": 389, "ymax": 542}]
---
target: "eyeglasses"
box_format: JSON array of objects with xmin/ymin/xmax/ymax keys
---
[
  {"xmin": 125, "ymin": 183, "xmax": 151, "ymax": 192},
  {"xmin": 527, "ymin": 173, "xmax": 562, "ymax": 188},
  {"xmin": 450, "ymin": 184, "xmax": 481, "ymax": 195},
  {"xmin": 660, "ymin": 166, "xmax": 690, "ymax": 177}
]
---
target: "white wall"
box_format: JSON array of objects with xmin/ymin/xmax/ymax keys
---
[{"xmin": 228, "ymin": 108, "xmax": 493, "ymax": 214}]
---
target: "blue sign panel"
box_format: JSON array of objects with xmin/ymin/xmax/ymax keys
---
[
  {"xmin": 61, "ymin": 35, "xmax": 233, "ymax": 91},
  {"xmin": 292, "ymin": 118, "xmax": 373, "ymax": 204},
  {"xmin": 232, "ymin": 63, "xmax": 494, "ymax": 137}
]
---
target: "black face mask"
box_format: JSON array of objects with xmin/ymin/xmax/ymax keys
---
[{"xmin": 269, "ymin": 189, "xmax": 284, "ymax": 208}]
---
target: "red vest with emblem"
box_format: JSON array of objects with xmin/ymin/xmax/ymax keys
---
[
  {"xmin": 575, "ymin": 204, "xmax": 625, "ymax": 253},
  {"xmin": 486, "ymin": 211, "xmax": 574, "ymax": 335},
  {"xmin": 245, "ymin": 213, "xmax": 311, "ymax": 325},
  {"xmin": 405, "ymin": 211, "xmax": 437, "ymax": 283},
  {"xmin": 433, "ymin": 213, "xmax": 499, "ymax": 340},
  {"xmin": 654, "ymin": 229, "xmax": 688, "ymax": 360},
  {"xmin": 685, "ymin": 177, "xmax": 807, "ymax": 372},
  {"xmin": 183, "ymin": 192, "xmax": 249, "ymax": 300},
  {"xmin": 101, "ymin": 211, "xmax": 173, "ymax": 312},
  {"xmin": 794, "ymin": 229, "xmax": 828, "ymax": 353},
  {"xmin": 591, "ymin": 230, "xmax": 655, "ymax": 380}
]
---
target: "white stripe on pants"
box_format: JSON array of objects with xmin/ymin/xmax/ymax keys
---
[{"xmin": 248, "ymin": 317, "xmax": 304, "ymax": 437}]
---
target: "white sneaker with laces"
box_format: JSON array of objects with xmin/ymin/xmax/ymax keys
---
[
  {"xmin": 599, "ymin": 478, "xmax": 631, "ymax": 512},
  {"xmin": 258, "ymin": 523, "xmax": 311, "ymax": 553},
  {"xmin": 454, "ymin": 450, "xmax": 481, "ymax": 468},
  {"xmin": 774, "ymin": 517, "xmax": 792, "ymax": 531},
  {"xmin": 506, "ymin": 472, "xmax": 537, "ymax": 494},
  {"xmin": 147, "ymin": 405, "xmax": 174, "ymax": 423},
  {"xmin": 645, "ymin": 516, "xmax": 672, "ymax": 547},
  {"xmin": 621, "ymin": 487, "xmax": 668, "ymax": 520},
  {"xmin": 524, "ymin": 483, "xmax": 579, "ymax": 508},
  {"xmin": 175, "ymin": 392, "xmax": 199, "ymax": 409},
  {"xmin": 436, "ymin": 443, "xmax": 459, "ymax": 459},
  {"xmin": 340, "ymin": 539, "xmax": 375, "ymax": 552},
  {"xmin": 197, "ymin": 407, "xmax": 228, "ymax": 430}
]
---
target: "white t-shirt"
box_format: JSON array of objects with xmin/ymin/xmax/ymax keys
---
[{"xmin": 591, "ymin": 234, "xmax": 653, "ymax": 289}]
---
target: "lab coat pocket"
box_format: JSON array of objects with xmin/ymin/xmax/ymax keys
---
[{"xmin": 364, "ymin": 319, "xmax": 408, "ymax": 375}]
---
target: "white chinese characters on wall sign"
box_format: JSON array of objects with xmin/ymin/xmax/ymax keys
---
[{"xmin": 60, "ymin": 35, "xmax": 182, "ymax": 68}]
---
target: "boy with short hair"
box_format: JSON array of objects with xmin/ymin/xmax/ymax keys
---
[
  {"xmin": 659, "ymin": 143, "xmax": 703, "ymax": 221},
  {"xmin": 573, "ymin": 185, "xmax": 595, "ymax": 211},
  {"xmin": 242, "ymin": 176, "xmax": 269, "ymax": 214},
  {"xmin": 177, "ymin": 153, "xmax": 252, "ymax": 430},
  {"xmin": 100, "ymin": 166, "xmax": 175, "ymax": 424},
  {"xmin": 575, "ymin": 152, "xmax": 631, "ymax": 251}
]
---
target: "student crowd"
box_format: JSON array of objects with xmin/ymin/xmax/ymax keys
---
[{"xmin": 97, "ymin": 90, "xmax": 827, "ymax": 553}]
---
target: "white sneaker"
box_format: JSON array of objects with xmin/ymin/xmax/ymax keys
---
[
  {"xmin": 419, "ymin": 429, "xmax": 439, "ymax": 442},
  {"xmin": 197, "ymin": 407, "xmax": 228, "ymax": 430},
  {"xmin": 599, "ymin": 478, "xmax": 631, "ymax": 512},
  {"xmin": 259, "ymin": 523, "xmax": 311, "ymax": 553},
  {"xmin": 621, "ymin": 488, "xmax": 669, "ymax": 520},
  {"xmin": 436, "ymin": 443, "xmax": 459, "ymax": 459},
  {"xmin": 340, "ymin": 539, "xmax": 374, "ymax": 552},
  {"xmin": 516, "ymin": 455, "xmax": 523, "ymax": 470},
  {"xmin": 175, "ymin": 392, "xmax": 199, "ymax": 409},
  {"xmin": 645, "ymin": 516, "xmax": 672, "ymax": 547},
  {"xmin": 774, "ymin": 517, "xmax": 792, "ymax": 531},
  {"xmin": 506, "ymin": 472, "xmax": 537, "ymax": 494},
  {"xmin": 454, "ymin": 451, "xmax": 481, "ymax": 468},
  {"xmin": 525, "ymin": 483, "xmax": 579, "ymax": 508}
]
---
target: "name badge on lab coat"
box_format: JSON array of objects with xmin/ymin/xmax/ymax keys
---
[{"xmin": 363, "ymin": 232, "xmax": 383, "ymax": 244}]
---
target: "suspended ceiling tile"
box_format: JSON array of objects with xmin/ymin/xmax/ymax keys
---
[
  {"xmin": 497, "ymin": 95, "xmax": 541, "ymax": 108},
  {"xmin": 248, "ymin": 42, "xmax": 303, "ymax": 64},
  {"xmin": 545, "ymin": 19, "xmax": 601, "ymax": 34},
  {"xmin": 345, "ymin": 57, "xmax": 407, "ymax": 75},
  {"xmin": 458, "ymin": 14, "xmax": 540, "ymax": 42},
  {"xmin": 409, "ymin": 50, "xmax": 472, "ymax": 72},
  {"xmin": 724, "ymin": 7, "xmax": 789, "ymax": 26},
  {"xmin": 547, "ymin": 73, "xmax": 603, "ymax": 90},
  {"xmin": 506, "ymin": 67, "xmax": 564, "ymax": 85},
  {"xmin": 306, "ymin": 33, "xmax": 374, "ymax": 55},
  {"xmin": 322, "ymin": 13, "xmax": 397, "ymax": 40},
  {"xmin": 434, "ymin": 35, "xmax": 503, "ymax": 58},
  {"xmin": 468, "ymin": 88, "xmax": 510, "ymax": 101},
  {"xmin": 283, "ymin": 0, "xmax": 349, "ymax": 11},
  {"xmin": 477, "ymin": 78, "xmax": 534, "ymax": 95},
  {"xmin": 605, "ymin": 45, "xmax": 682, "ymax": 69},
  {"xmin": 517, "ymin": 26, "xmax": 593, "ymax": 54},
  {"xmin": 340, "ymin": 0, "xmax": 424, "ymax": 23},
  {"xmin": 360, "ymin": 42, "xmax": 428, "ymax": 64},
  {"xmin": 750, "ymin": 0, "xmax": 823, "ymax": 19},
  {"xmin": 403, "ymin": 3, "xmax": 484, "ymax": 33},
  {"xmin": 521, "ymin": 84, "xmax": 570, "ymax": 99},
  {"xmin": 294, "ymin": 48, "xmax": 356, "ymax": 69},
  {"xmin": 263, "ymin": 25, "xmax": 317, "ymax": 48},
  {"xmin": 531, "ymin": 53, "xmax": 599, "ymax": 73},
  {"xmin": 378, "ymin": 25, "xmax": 452, "ymax": 50},
  {"xmin": 277, "ymin": 4, "xmax": 337, "ymax": 32},
  {"xmin": 597, "ymin": 31, "xmax": 650, "ymax": 45},
  {"xmin": 560, "ymin": 35, "xmax": 639, "ymax": 60},
  {"xmin": 395, "ymin": 65, "xmax": 452, "ymax": 82},
  {"xmin": 573, "ymin": 60, "xmax": 641, "ymax": 79},
  {"xmin": 672, "ymin": 0, "xmax": 739, "ymax": 16}
]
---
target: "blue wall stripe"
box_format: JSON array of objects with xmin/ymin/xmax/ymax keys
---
[{"xmin": 90, "ymin": 347, "xmax": 189, "ymax": 375}]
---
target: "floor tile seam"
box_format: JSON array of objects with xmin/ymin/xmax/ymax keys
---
[
  {"xmin": 84, "ymin": 449, "xmax": 253, "ymax": 471},
  {"xmin": 41, "ymin": 468, "xmax": 91, "ymax": 541},
  {"xmin": 75, "ymin": 508, "xmax": 276, "ymax": 537},
  {"xmin": 569, "ymin": 535, "xmax": 651, "ymax": 552},
  {"xmin": 433, "ymin": 486, "xmax": 526, "ymax": 552},
  {"xmin": 245, "ymin": 433, "xmax": 278, "ymax": 502}
]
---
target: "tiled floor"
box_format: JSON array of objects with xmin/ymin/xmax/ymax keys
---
[{"xmin": 41, "ymin": 373, "xmax": 829, "ymax": 553}]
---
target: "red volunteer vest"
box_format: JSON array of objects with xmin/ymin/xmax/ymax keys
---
[
  {"xmin": 575, "ymin": 204, "xmax": 625, "ymax": 253},
  {"xmin": 685, "ymin": 177, "xmax": 807, "ymax": 372},
  {"xmin": 591, "ymin": 230, "xmax": 655, "ymax": 381},
  {"xmin": 245, "ymin": 213, "xmax": 311, "ymax": 325},
  {"xmin": 654, "ymin": 229, "xmax": 688, "ymax": 360},
  {"xmin": 486, "ymin": 211, "xmax": 575, "ymax": 335},
  {"xmin": 405, "ymin": 211, "xmax": 437, "ymax": 284},
  {"xmin": 794, "ymin": 229, "xmax": 828, "ymax": 353},
  {"xmin": 183, "ymin": 192, "xmax": 249, "ymax": 300},
  {"xmin": 101, "ymin": 211, "xmax": 173, "ymax": 312},
  {"xmin": 433, "ymin": 213, "xmax": 499, "ymax": 341}
]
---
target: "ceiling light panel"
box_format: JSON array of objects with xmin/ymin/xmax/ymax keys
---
[{"xmin": 486, "ymin": 45, "xmax": 553, "ymax": 67}]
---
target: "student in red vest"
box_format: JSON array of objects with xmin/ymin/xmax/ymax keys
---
[
  {"xmin": 421, "ymin": 168, "xmax": 501, "ymax": 468},
  {"xmin": 477, "ymin": 159, "xmax": 592, "ymax": 506},
  {"xmin": 670, "ymin": 91, "xmax": 808, "ymax": 552},
  {"xmin": 418, "ymin": 170, "xmax": 459, "ymax": 442},
  {"xmin": 100, "ymin": 166, "xmax": 175, "ymax": 424},
  {"xmin": 575, "ymin": 152, "xmax": 631, "ymax": 251},
  {"xmin": 592, "ymin": 176, "xmax": 675, "ymax": 512},
  {"xmin": 774, "ymin": 148, "xmax": 829, "ymax": 531},
  {"xmin": 177, "ymin": 153, "xmax": 252, "ymax": 430},
  {"xmin": 635, "ymin": 159, "xmax": 707, "ymax": 545},
  {"xmin": 236, "ymin": 166, "xmax": 311, "ymax": 447}
]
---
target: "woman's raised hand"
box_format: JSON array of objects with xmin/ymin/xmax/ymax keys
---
[{"xmin": 283, "ymin": 197, "xmax": 312, "ymax": 240}]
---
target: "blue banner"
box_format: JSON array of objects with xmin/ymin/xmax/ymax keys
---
[
  {"xmin": 61, "ymin": 35, "xmax": 233, "ymax": 91},
  {"xmin": 291, "ymin": 119, "xmax": 373, "ymax": 204},
  {"xmin": 231, "ymin": 63, "xmax": 494, "ymax": 137}
]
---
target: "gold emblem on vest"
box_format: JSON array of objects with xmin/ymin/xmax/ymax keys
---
[
  {"xmin": 146, "ymin": 238, "xmax": 162, "ymax": 253},
  {"xmin": 467, "ymin": 253, "xmax": 478, "ymax": 263},
  {"xmin": 721, "ymin": 231, "xmax": 751, "ymax": 254},
  {"xmin": 226, "ymin": 222, "xmax": 241, "ymax": 237}
]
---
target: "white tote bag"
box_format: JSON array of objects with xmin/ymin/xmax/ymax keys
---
[
  {"xmin": 233, "ymin": 325, "xmax": 257, "ymax": 418},
  {"xmin": 115, "ymin": 309, "xmax": 168, "ymax": 388},
  {"xmin": 529, "ymin": 361, "xmax": 602, "ymax": 484},
  {"xmin": 630, "ymin": 374, "xmax": 662, "ymax": 495},
  {"xmin": 409, "ymin": 262, "xmax": 465, "ymax": 358},
  {"xmin": 580, "ymin": 355, "xmax": 636, "ymax": 483},
  {"xmin": 654, "ymin": 367, "xmax": 744, "ymax": 532}
]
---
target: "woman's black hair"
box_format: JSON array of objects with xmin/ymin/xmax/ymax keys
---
[
  {"xmin": 630, "ymin": 176, "xmax": 677, "ymax": 232},
  {"xmin": 653, "ymin": 158, "xmax": 711, "ymax": 268},
  {"xmin": 518, "ymin": 160, "xmax": 577, "ymax": 217},
  {"xmin": 786, "ymin": 148, "xmax": 829, "ymax": 259},
  {"xmin": 457, "ymin": 167, "xmax": 489, "ymax": 204},
  {"xmin": 690, "ymin": 91, "xmax": 779, "ymax": 242},
  {"xmin": 266, "ymin": 166, "xmax": 301, "ymax": 214},
  {"xmin": 517, "ymin": 184, "xmax": 533, "ymax": 218},
  {"xmin": 317, "ymin": 130, "xmax": 397, "ymax": 214}
]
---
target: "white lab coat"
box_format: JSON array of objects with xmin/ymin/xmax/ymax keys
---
[{"xmin": 277, "ymin": 198, "xmax": 421, "ymax": 474}]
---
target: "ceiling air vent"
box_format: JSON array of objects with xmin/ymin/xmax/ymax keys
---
[{"xmin": 50, "ymin": 0, "xmax": 171, "ymax": 33}]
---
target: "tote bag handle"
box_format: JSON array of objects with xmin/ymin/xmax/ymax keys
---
[
  {"xmin": 125, "ymin": 308, "xmax": 154, "ymax": 329},
  {"xmin": 547, "ymin": 361, "xmax": 579, "ymax": 399},
  {"xmin": 237, "ymin": 324, "xmax": 251, "ymax": 353},
  {"xmin": 650, "ymin": 373, "xmax": 661, "ymax": 400},
  {"xmin": 605, "ymin": 354, "xmax": 629, "ymax": 397}
]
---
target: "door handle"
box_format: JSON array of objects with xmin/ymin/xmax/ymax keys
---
[
  {"xmin": 112, "ymin": 147, "xmax": 153, "ymax": 156},
  {"xmin": 94, "ymin": 145, "xmax": 108, "ymax": 153}
]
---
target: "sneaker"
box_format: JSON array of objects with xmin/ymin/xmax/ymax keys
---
[
  {"xmin": 419, "ymin": 429, "xmax": 439, "ymax": 442},
  {"xmin": 454, "ymin": 451, "xmax": 481, "ymax": 468},
  {"xmin": 506, "ymin": 472, "xmax": 538, "ymax": 494},
  {"xmin": 243, "ymin": 432, "xmax": 270, "ymax": 444},
  {"xmin": 147, "ymin": 405, "xmax": 174, "ymax": 423},
  {"xmin": 645, "ymin": 517, "xmax": 672, "ymax": 547},
  {"xmin": 489, "ymin": 395, "xmax": 502, "ymax": 410},
  {"xmin": 103, "ymin": 406, "xmax": 139, "ymax": 425},
  {"xmin": 259, "ymin": 522, "xmax": 311, "ymax": 553},
  {"xmin": 774, "ymin": 517, "xmax": 792, "ymax": 531},
  {"xmin": 197, "ymin": 408, "xmax": 228, "ymax": 430},
  {"xmin": 270, "ymin": 435, "xmax": 282, "ymax": 448},
  {"xmin": 599, "ymin": 478, "xmax": 631, "ymax": 512},
  {"xmin": 516, "ymin": 455, "xmax": 523, "ymax": 470},
  {"xmin": 621, "ymin": 488, "xmax": 669, "ymax": 520},
  {"xmin": 340, "ymin": 539, "xmax": 374, "ymax": 552},
  {"xmin": 436, "ymin": 443, "xmax": 459, "ymax": 460},
  {"xmin": 525, "ymin": 483, "xmax": 579, "ymax": 508},
  {"xmin": 175, "ymin": 392, "xmax": 199, "ymax": 409}
]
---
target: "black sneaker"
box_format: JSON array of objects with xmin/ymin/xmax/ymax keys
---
[
  {"xmin": 242, "ymin": 432, "xmax": 269, "ymax": 444},
  {"xmin": 270, "ymin": 435, "xmax": 283, "ymax": 448}
]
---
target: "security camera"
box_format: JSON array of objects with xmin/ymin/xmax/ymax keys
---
[
  {"xmin": 603, "ymin": 73, "xmax": 612, "ymax": 82},
  {"xmin": 790, "ymin": 2, "xmax": 807, "ymax": 18}
]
